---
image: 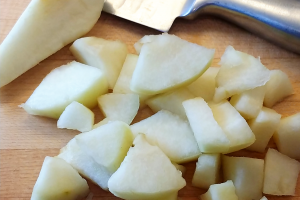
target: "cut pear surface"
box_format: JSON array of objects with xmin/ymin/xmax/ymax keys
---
[
  {"xmin": 20, "ymin": 61, "xmax": 108, "ymax": 119},
  {"xmin": 214, "ymin": 46, "xmax": 270, "ymax": 102},
  {"xmin": 108, "ymin": 134, "xmax": 186, "ymax": 200},
  {"xmin": 97, "ymin": 93, "xmax": 139, "ymax": 125},
  {"xmin": 130, "ymin": 33, "xmax": 215, "ymax": 95},
  {"xmin": 130, "ymin": 110, "xmax": 201, "ymax": 163},
  {"xmin": 58, "ymin": 138, "xmax": 112, "ymax": 190},
  {"xmin": 70, "ymin": 37, "xmax": 128, "ymax": 88},
  {"xmin": 208, "ymin": 100, "xmax": 255, "ymax": 153},
  {"xmin": 76, "ymin": 121, "xmax": 133, "ymax": 173},
  {"xmin": 183, "ymin": 97, "xmax": 230, "ymax": 153},
  {"xmin": 0, "ymin": 0, "xmax": 104, "ymax": 88},
  {"xmin": 146, "ymin": 87, "xmax": 194, "ymax": 119},
  {"xmin": 57, "ymin": 101, "xmax": 94, "ymax": 132},
  {"xmin": 200, "ymin": 180, "xmax": 238, "ymax": 200},
  {"xmin": 31, "ymin": 156, "xmax": 89, "ymax": 200}
]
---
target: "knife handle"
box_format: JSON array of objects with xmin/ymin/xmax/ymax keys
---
[{"xmin": 183, "ymin": 0, "xmax": 300, "ymax": 54}]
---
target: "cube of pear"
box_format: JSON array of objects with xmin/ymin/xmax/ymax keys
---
[
  {"xmin": 0, "ymin": 0, "xmax": 104, "ymax": 88},
  {"xmin": 183, "ymin": 97, "xmax": 230, "ymax": 153},
  {"xmin": 70, "ymin": 37, "xmax": 128, "ymax": 88},
  {"xmin": 108, "ymin": 134, "xmax": 186, "ymax": 200},
  {"xmin": 31, "ymin": 156, "xmax": 89, "ymax": 200},
  {"xmin": 274, "ymin": 113, "xmax": 300, "ymax": 159},
  {"xmin": 192, "ymin": 154, "xmax": 221, "ymax": 189},
  {"xmin": 223, "ymin": 155, "xmax": 264, "ymax": 200},
  {"xmin": 130, "ymin": 33, "xmax": 215, "ymax": 95},
  {"xmin": 246, "ymin": 107, "xmax": 281, "ymax": 152},
  {"xmin": 260, "ymin": 197, "xmax": 268, "ymax": 200},
  {"xmin": 20, "ymin": 61, "xmax": 108, "ymax": 119},
  {"xmin": 57, "ymin": 101, "xmax": 94, "ymax": 132},
  {"xmin": 208, "ymin": 100, "xmax": 255, "ymax": 153},
  {"xmin": 76, "ymin": 121, "xmax": 133, "ymax": 173},
  {"xmin": 134, "ymin": 35, "xmax": 159, "ymax": 54},
  {"xmin": 130, "ymin": 110, "xmax": 201, "ymax": 163},
  {"xmin": 214, "ymin": 46, "xmax": 270, "ymax": 102},
  {"xmin": 187, "ymin": 67, "xmax": 219, "ymax": 101},
  {"xmin": 200, "ymin": 180, "xmax": 238, "ymax": 200},
  {"xmin": 58, "ymin": 138, "xmax": 112, "ymax": 190},
  {"xmin": 264, "ymin": 70, "xmax": 293, "ymax": 107},
  {"xmin": 172, "ymin": 162, "xmax": 186, "ymax": 175},
  {"xmin": 93, "ymin": 118, "xmax": 110, "ymax": 129},
  {"xmin": 230, "ymin": 86, "xmax": 265, "ymax": 119},
  {"xmin": 146, "ymin": 87, "xmax": 195, "ymax": 119},
  {"xmin": 263, "ymin": 148, "xmax": 300, "ymax": 195},
  {"xmin": 113, "ymin": 54, "xmax": 152, "ymax": 107},
  {"xmin": 97, "ymin": 93, "xmax": 139, "ymax": 125}
]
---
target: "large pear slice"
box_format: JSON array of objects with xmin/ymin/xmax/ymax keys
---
[
  {"xmin": 20, "ymin": 61, "xmax": 108, "ymax": 119},
  {"xmin": 31, "ymin": 156, "xmax": 89, "ymax": 200},
  {"xmin": 108, "ymin": 134, "xmax": 186, "ymax": 200},
  {"xmin": 0, "ymin": 0, "xmax": 104, "ymax": 88},
  {"xmin": 130, "ymin": 34, "xmax": 215, "ymax": 95}
]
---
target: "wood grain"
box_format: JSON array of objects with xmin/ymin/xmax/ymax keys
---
[{"xmin": 1, "ymin": 0, "xmax": 300, "ymax": 199}]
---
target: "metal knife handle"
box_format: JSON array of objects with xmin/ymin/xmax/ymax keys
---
[{"xmin": 183, "ymin": 0, "xmax": 300, "ymax": 54}]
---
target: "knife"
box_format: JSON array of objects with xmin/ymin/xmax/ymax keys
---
[{"xmin": 103, "ymin": 0, "xmax": 300, "ymax": 54}]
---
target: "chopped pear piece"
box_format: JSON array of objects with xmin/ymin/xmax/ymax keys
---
[
  {"xmin": 274, "ymin": 113, "xmax": 300, "ymax": 159},
  {"xmin": 20, "ymin": 61, "xmax": 108, "ymax": 119},
  {"xmin": 187, "ymin": 67, "xmax": 219, "ymax": 101},
  {"xmin": 70, "ymin": 37, "xmax": 128, "ymax": 88},
  {"xmin": 263, "ymin": 148, "xmax": 300, "ymax": 195},
  {"xmin": 113, "ymin": 54, "xmax": 152, "ymax": 107},
  {"xmin": 130, "ymin": 110, "xmax": 201, "ymax": 163},
  {"xmin": 230, "ymin": 86, "xmax": 265, "ymax": 119},
  {"xmin": 57, "ymin": 101, "xmax": 94, "ymax": 132},
  {"xmin": 223, "ymin": 155, "xmax": 264, "ymax": 200},
  {"xmin": 260, "ymin": 197, "xmax": 268, "ymax": 200},
  {"xmin": 246, "ymin": 107, "xmax": 281, "ymax": 152},
  {"xmin": 192, "ymin": 154, "xmax": 221, "ymax": 189},
  {"xmin": 200, "ymin": 180, "xmax": 238, "ymax": 200},
  {"xmin": 76, "ymin": 121, "xmax": 133, "ymax": 173},
  {"xmin": 108, "ymin": 134, "xmax": 186, "ymax": 200},
  {"xmin": 208, "ymin": 100, "xmax": 255, "ymax": 153},
  {"xmin": 172, "ymin": 163, "xmax": 186, "ymax": 175},
  {"xmin": 134, "ymin": 35, "xmax": 158, "ymax": 54},
  {"xmin": 214, "ymin": 46, "xmax": 270, "ymax": 102},
  {"xmin": 264, "ymin": 70, "xmax": 293, "ymax": 107},
  {"xmin": 0, "ymin": 0, "xmax": 104, "ymax": 88},
  {"xmin": 58, "ymin": 138, "xmax": 111, "ymax": 190},
  {"xmin": 146, "ymin": 87, "xmax": 194, "ymax": 119},
  {"xmin": 31, "ymin": 156, "xmax": 89, "ymax": 200},
  {"xmin": 183, "ymin": 97, "xmax": 230, "ymax": 153},
  {"xmin": 130, "ymin": 33, "xmax": 215, "ymax": 95},
  {"xmin": 97, "ymin": 93, "xmax": 139, "ymax": 125},
  {"xmin": 93, "ymin": 118, "xmax": 110, "ymax": 129}
]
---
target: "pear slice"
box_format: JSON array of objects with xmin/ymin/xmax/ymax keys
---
[
  {"xmin": 97, "ymin": 93, "xmax": 139, "ymax": 125},
  {"xmin": 0, "ymin": 0, "xmax": 104, "ymax": 88},
  {"xmin": 130, "ymin": 33, "xmax": 215, "ymax": 95},
  {"xmin": 130, "ymin": 110, "xmax": 201, "ymax": 163},
  {"xmin": 200, "ymin": 180, "xmax": 238, "ymax": 200},
  {"xmin": 214, "ymin": 46, "xmax": 270, "ymax": 102},
  {"xmin": 31, "ymin": 156, "xmax": 89, "ymax": 200},
  {"xmin": 108, "ymin": 134, "xmax": 186, "ymax": 200},
  {"xmin": 20, "ymin": 61, "xmax": 108, "ymax": 119},
  {"xmin": 70, "ymin": 37, "xmax": 128, "ymax": 88}
]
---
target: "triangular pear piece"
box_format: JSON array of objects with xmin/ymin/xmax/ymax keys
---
[
  {"xmin": 97, "ymin": 93, "xmax": 139, "ymax": 124},
  {"xmin": 200, "ymin": 180, "xmax": 238, "ymax": 200},
  {"xmin": 0, "ymin": 0, "xmax": 104, "ymax": 88},
  {"xmin": 70, "ymin": 37, "xmax": 128, "ymax": 88},
  {"xmin": 130, "ymin": 33, "xmax": 215, "ymax": 95},
  {"xmin": 31, "ymin": 156, "xmax": 89, "ymax": 200},
  {"xmin": 108, "ymin": 134, "xmax": 186, "ymax": 200}
]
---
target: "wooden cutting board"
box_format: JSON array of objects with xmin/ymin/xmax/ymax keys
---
[{"xmin": 1, "ymin": 0, "xmax": 300, "ymax": 199}]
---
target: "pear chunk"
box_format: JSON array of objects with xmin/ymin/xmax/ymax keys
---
[
  {"xmin": 200, "ymin": 180, "xmax": 238, "ymax": 200},
  {"xmin": 70, "ymin": 37, "xmax": 128, "ymax": 88},
  {"xmin": 108, "ymin": 134, "xmax": 186, "ymax": 200},
  {"xmin": 0, "ymin": 0, "xmax": 104, "ymax": 88},
  {"xmin": 130, "ymin": 110, "xmax": 201, "ymax": 163},
  {"xmin": 57, "ymin": 101, "xmax": 94, "ymax": 132},
  {"xmin": 130, "ymin": 33, "xmax": 215, "ymax": 95},
  {"xmin": 97, "ymin": 93, "xmax": 139, "ymax": 125},
  {"xmin": 20, "ymin": 61, "xmax": 108, "ymax": 119},
  {"xmin": 214, "ymin": 46, "xmax": 270, "ymax": 102},
  {"xmin": 31, "ymin": 156, "xmax": 89, "ymax": 200}
]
